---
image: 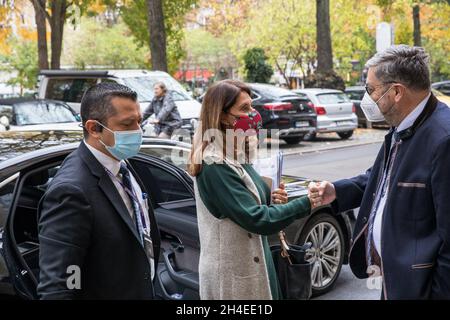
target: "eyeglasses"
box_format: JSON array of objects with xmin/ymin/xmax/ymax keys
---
[{"xmin": 365, "ymin": 82, "xmax": 394, "ymax": 95}]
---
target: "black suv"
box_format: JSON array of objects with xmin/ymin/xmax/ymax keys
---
[{"xmin": 248, "ymin": 83, "xmax": 316, "ymax": 145}]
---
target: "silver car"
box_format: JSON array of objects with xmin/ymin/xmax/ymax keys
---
[{"xmin": 292, "ymin": 88, "xmax": 358, "ymax": 139}]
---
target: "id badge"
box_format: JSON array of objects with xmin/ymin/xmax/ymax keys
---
[{"xmin": 143, "ymin": 233, "xmax": 154, "ymax": 259}]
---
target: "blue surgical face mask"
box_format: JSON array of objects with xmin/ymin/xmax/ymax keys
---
[{"xmin": 96, "ymin": 121, "xmax": 143, "ymax": 160}]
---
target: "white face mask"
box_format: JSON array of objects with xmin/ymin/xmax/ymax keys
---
[{"xmin": 360, "ymin": 86, "xmax": 394, "ymax": 122}]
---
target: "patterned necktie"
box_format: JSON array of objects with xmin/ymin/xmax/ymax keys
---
[
  {"xmin": 366, "ymin": 131, "xmax": 401, "ymax": 267},
  {"xmin": 119, "ymin": 163, "xmax": 145, "ymax": 246}
]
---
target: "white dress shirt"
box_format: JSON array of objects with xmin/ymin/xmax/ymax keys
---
[
  {"xmin": 372, "ymin": 92, "xmax": 431, "ymax": 254},
  {"xmin": 83, "ymin": 141, "xmax": 154, "ymax": 278}
]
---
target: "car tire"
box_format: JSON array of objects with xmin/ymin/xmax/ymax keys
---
[
  {"xmin": 304, "ymin": 132, "xmax": 317, "ymax": 141},
  {"xmin": 283, "ymin": 137, "xmax": 302, "ymax": 145},
  {"xmin": 297, "ymin": 212, "xmax": 345, "ymax": 297},
  {"xmin": 337, "ymin": 130, "xmax": 354, "ymax": 139}
]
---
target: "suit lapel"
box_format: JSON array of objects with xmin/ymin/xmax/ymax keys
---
[
  {"xmin": 97, "ymin": 174, "xmax": 141, "ymax": 243},
  {"xmin": 78, "ymin": 142, "xmax": 142, "ymax": 244}
]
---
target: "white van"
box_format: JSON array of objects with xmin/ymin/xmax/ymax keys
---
[{"xmin": 37, "ymin": 69, "xmax": 201, "ymax": 133}]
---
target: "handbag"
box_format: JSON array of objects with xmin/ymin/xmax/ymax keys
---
[{"xmin": 271, "ymin": 230, "xmax": 313, "ymax": 300}]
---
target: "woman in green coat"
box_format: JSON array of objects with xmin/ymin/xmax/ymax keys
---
[{"xmin": 188, "ymin": 80, "xmax": 315, "ymax": 300}]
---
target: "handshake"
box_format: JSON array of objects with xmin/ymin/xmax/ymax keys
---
[{"xmin": 307, "ymin": 181, "xmax": 337, "ymax": 209}]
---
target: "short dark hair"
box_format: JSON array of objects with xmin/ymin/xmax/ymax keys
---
[{"xmin": 80, "ymin": 82, "xmax": 138, "ymax": 137}]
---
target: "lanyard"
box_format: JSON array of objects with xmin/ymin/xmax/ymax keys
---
[{"xmin": 104, "ymin": 166, "xmax": 148, "ymax": 231}]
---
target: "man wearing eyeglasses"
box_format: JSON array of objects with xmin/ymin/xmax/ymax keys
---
[{"xmin": 308, "ymin": 45, "xmax": 450, "ymax": 300}]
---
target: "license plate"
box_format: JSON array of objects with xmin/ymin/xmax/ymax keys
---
[
  {"xmin": 295, "ymin": 121, "xmax": 310, "ymax": 128},
  {"xmin": 337, "ymin": 121, "xmax": 353, "ymax": 126}
]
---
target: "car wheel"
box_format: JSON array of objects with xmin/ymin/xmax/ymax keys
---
[
  {"xmin": 283, "ymin": 137, "xmax": 302, "ymax": 145},
  {"xmin": 304, "ymin": 132, "xmax": 317, "ymax": 141},
  {"xmin": 297, "ymin": 213, "xmax": 345, "ymax": 296},
  {"xmin": 337, "ymin": 130, "xmax": 354, "ymax": 139}
]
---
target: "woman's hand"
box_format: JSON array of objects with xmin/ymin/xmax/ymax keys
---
[{"xmin": 272, "ymin": 183, "xmax": 288, "ymax": 204}]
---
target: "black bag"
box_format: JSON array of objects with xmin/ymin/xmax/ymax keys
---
[{"xmin": 271, "ymin": 231, "xmax": 313, "ymax": 300}]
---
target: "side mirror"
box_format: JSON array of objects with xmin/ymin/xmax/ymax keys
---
[
  {"xmin": 75, "ymin": 114, "xmax": 81, "ymax": 122},
  {"xmin": 0, "ymin": 115, "xmax": 10, "ymax": 131}
]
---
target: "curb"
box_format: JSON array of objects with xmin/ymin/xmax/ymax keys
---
[{"xmin": 282, "ymin": 139, "xmax": 384, "ymax": 157}]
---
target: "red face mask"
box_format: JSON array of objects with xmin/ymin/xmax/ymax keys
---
[{"xmin": 230, "ymin": 110, "xmax": 263, "ymax": 136}]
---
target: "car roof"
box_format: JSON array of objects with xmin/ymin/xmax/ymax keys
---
[
  {"xmin": 432, "ymin": 80, "xmax": 450, "ymax": 86},
  {"xmin": 0, "ymin": 98, "xmax": 72, "ymax": 106},
  {"xmin": 0, "ymin": 138, "xmax": 192, "ymax": 172},
  {"xmin": 247, "ymin": 83, "xmax": 301, "ymax": 97},
  {"xmin": 293, "ymin": 88, "xmax": 344, "ymax": 94},
  {"xmin": 39, "ymin": 69, "xmax": 171, "ymax": 79},
  {"xmin": 345, "ymin": 86, "xmax": 365, "ymax": 91}
]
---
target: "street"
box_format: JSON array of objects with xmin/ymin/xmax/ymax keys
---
[{"xmin": 285, "ymin": 142, "xmax": 383, "ymax": 300}]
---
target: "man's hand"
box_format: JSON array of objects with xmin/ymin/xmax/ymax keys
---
[
  {"xmin": 272, "ymin": 182, "xmax": 288, "ymax": 204},
  {"xmin": 308, "ymin": 181, "xmax": 336, "ymax": 208}
]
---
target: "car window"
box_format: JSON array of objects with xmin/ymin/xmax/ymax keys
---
[
  {"xmin": 317, "ymin": 93, "xmax": 350, "ymax": 104},
  {"xmin": 140, "ymin": 146, "xmax": 189, "ymax": 171},
  {"xmin": 0, "ymin": 104, "xmax": 13, "ymax": 122},
  {"xmin": 45, "ymin": 78, "xmax": 98, "ymax": 103},
  {"xmin": 130, "ymin": 160, "xmax": 193, "ymax": 205},
  {"xmin": 0, "ymin": 175, "xmax": 18, "ymax": 229},
  {"xmin": 345, "ymin": 91, "xmax": 364, "ymax": 100},
  {"xmin": 14, "ymin": 101, "xmax": 77, "ymax": 126},
  {"xmin": 121, "ymin": 76, "xmax": 191, "ymax": 102},
  {"xmin": 252, "ymin": 85, "xmax": 297, "ymax": 100}
]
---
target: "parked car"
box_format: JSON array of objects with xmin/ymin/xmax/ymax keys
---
[
  {"xmin": 0, "ymin": 138, "xmax": 353, "ymax": 299},
  {"xmin": 293, "ymin": 88, "xmax": 358, "ymax": 140},
  {"xmin": 433, "ymin": 89, "xmax": 450, "ymax": 106},
  {"xmin": 344, "ymin": 86, "xmax": 388, "ymax": 129},
  {"xmin": 432, "ymin": 80, "xmax": 450, "ymax": 96},
  {"xmin": 248, "ymin": 83, "xmax": 317, "ymax": 145},
  {"xmin": 0, "ymin": 98, "xmax": 81, "ymax": 132},
  {"xmin": 37, "ymin": 69, "xmax": 200, "ymax": 135}
]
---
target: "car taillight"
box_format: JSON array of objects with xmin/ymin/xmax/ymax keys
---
[
  {"xmin": 315, "ymin": 106, "xmax": 327, "ymax": 115},
  {"xmin": 263, "ymin": 102, "xmax": 293, "ymax": 111},
  {"xmin": 352, "ymin": 103, "xmax": 356, "ymax": 113}
]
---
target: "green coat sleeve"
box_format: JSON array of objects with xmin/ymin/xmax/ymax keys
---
[{"xmin": 196, "ymin": 163, "xmax": 311, "ymax": 235}]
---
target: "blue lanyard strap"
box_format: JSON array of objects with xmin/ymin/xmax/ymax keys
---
[{"xmin": 104, "ymin": 167, "xmax": 148, "ymax": 230}]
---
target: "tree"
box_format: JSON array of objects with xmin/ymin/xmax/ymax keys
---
[
  {"xmin": 62, "ymin": 18, "xmax": 148, "ymax": 69},
  {"xmin": 316, "ymin": 0, "xmax": 333, "ymax": 73},
  {"xmin": 31, "ymin": 0, "xmax": 49, "ymax": 69},
  {"xmin": 413, "ymin": 3, "xmax": 421, "ymax": 46},
  {"xmin": 121, "ymin": 0, "xmax": 197, "ymax": 73},
  {"xmin": 183, "ymin": 28, "xmax": 237, "ymax": 81},
  {"xmin": 30, "ymin": 0, "xmax": 94, "ymax": 69},
  {"xmin": 243, "ymin": 48, "xmax": 273, "ymax": 83},
  {"xmin": 0, "ymin": 39, "xmax": 39, "ymax": 94},
  {"xmin": 147, "ymin": 0, "xmax": 167, "ymax": 72}
]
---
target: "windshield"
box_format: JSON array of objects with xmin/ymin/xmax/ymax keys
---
[
  {"xmin": 14, "ymin": 101, "xmax": 77, "ymax": 126},
  {"xmin": 121, "ymin": 76, "xmax": 191, "ymax": 102},
  {"xmin": 317, "ymin": 93, "xmax": 350, "ymax": 104},
  {"xmin": 345, "ymin": 90, "xmax": 365, "ymax": 100}
]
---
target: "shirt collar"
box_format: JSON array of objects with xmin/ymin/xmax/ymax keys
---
[
  {"xmin": 396, "ymin": 92, "xmax": 431, "ymax": 132},
  {"xmin": 83, "ymin": 140, "xmax": 122, "ymax": 176}
]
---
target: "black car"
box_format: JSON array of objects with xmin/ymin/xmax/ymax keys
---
[
  {"xmin": 0, "ymin": 138, "xmax": 353, "ymax": 299},
  {"xmin": 248, "ymin": 83, "xmax": 317, "ymax": 145},
  {"xmin": 432, "ymin": 80, "xmax": 450, "ymax": 96},
  {"xmin": 344, "ymin": 86, "xmax": 388, "ymax": 129}
]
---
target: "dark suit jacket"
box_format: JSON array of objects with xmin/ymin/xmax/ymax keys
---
[
  {"xmin": 332, "ymin": 95, "xmax": 450, "ymax": 299},
  {"xmin": 37, "ymin": 142, "xmax": 160, "ymax": 299}
]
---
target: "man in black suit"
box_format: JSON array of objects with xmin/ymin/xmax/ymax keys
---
[{"xmin": 37, "ymin": 83, "xmax": 160, "ymax": 299}]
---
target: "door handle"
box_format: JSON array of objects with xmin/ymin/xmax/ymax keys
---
[{"xmin": 163, "ymin": 250, "xmax": 199, "ymax": 291}]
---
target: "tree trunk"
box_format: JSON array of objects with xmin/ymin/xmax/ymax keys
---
[
  {"xmin": 316, "ymin": 0, "xmax": 333, "ymax": 73},
  {"xmin": 49, "ymin": 0, "xmax": 67, "ymax": 69},
  {"xmin": 147, "ymin": 0, "xmax": 168, "ymax": 72},
  {"xmin": 413, "ymin": 4, "xmax": 421, "ymax": 47},
  {"xmin": 31, "ymin": 0, "xmax": 49, "ymax": 70}
]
